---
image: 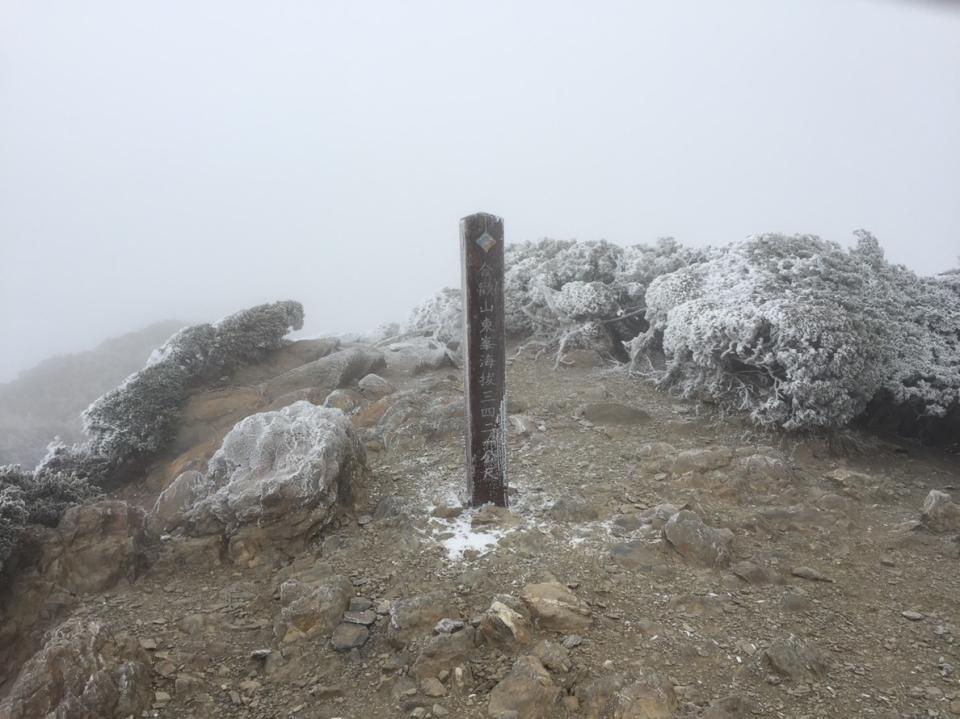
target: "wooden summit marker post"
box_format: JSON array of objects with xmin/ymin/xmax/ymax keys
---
[{"xmin": 461, "ymin": 212, "xmax": 508, "ymax": 507}]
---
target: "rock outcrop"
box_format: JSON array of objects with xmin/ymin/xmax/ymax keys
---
[
  {"xmin": 38, "ymin": 500, "xmax": 148, "ymax": 595},
  {"xmin": 0, "ymin": 619, "xmax": 152, "ymax": 719},
  {"xmin": 183, "ymin": 401, "xmax": 367, "ymax": 541}
]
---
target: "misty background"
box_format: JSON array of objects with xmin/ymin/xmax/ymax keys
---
[{"xmin": 1, "ymin": 0, "xmax": 959, "ymax": 383}]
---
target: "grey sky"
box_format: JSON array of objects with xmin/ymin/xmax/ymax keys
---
[{"xmin": 2, "ymin": 0, "xmax": 959, "ymax": 382}]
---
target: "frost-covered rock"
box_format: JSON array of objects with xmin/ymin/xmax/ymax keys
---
[
  {"xmin": 920, "ymin": 490, "xmax": 960, "ymax": 534},
  {"xmin": 185, "ymin": 401, "xmax": 367, "ymax": 540},
  {"xmin": 357, "ymin": 373, "xmax": 396, "ymax": 399}
]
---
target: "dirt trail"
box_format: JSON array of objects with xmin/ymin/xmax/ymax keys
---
[{"xmin": 6, "ymin": 347, "xmax": 960, "ymax": 719}]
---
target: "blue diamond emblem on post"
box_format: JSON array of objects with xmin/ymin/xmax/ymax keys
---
[{"xmin": 475, "ymin": 232, "xmax": 497, "ymax": 252}]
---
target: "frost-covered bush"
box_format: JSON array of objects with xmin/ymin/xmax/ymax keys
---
[
  {"xmin": 408, "ymin": 238, "xmax": 704, "ymax": 357},
  {"xmin": 0, "ymin": 484, "xmax": 28, "ymax": 572},
  {"xmin": 936, "ymin": 261, "xmax": 960, "ymax": 296},
  {"xmin": 407, "ymin": 288, "xmax": 462, "ymax": 345},
  {"xmin": 48, "ymin": 301, "xmax": 306, "ymax": 487},
  {"xmin": 0, "ymin": 464, "xmax": 99, "ymax": 527},
  {"xmin": 634, "ymin": 232, "xmax": 960, "ymax": 436},
  {"xmin": 0, "ymin": 463, "xmax": 99, "ymax": 570},
  {"xmin": 83, "ymin": 360, "xmax": 191, "ymax": 465},
  {"xmin": 206, "ymin": 300, "xmax": 304, "ymax": 374},
  {"xmin": 502, "ymin": 239, "xmax": 625, "ymax": 336}
]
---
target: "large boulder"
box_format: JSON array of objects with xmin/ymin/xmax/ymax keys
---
[
  {"xmin": 260, "ymin": 347, "xmax": 386, "ymax": 401},
  {"xmin": 184, "ymin": 401, "xmax": 367, "ymax": 540},
  {"xmin": 0, "ymin": 619, "xmax": 152, "ymax": 719},
  {"xmin": 38, "ymin": 500, "xmax": 148, "ymax": 594}
]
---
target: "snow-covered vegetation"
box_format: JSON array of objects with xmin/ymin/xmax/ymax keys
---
[
  {"xmin": 635, "ymin": 232, "xmax": 960, "ymax": 437},
  {"xmin": 33, "ymin": 301, "xmax": 304, "ymax": 487},
  {"xmin": 411, "ymin": 234, "xmax": 960, "ymax": 444},
  {"xmin": 0, "ymin": 464, "xmax": 99, "ymax": 570}
]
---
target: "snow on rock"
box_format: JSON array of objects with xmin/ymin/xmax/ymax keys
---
[{"xmin": 184, "ymin": 401, "xmax": 367, "ymax": 540}]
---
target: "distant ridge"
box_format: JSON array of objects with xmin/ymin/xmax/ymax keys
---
[{"xmin": 0, "ymin": 320, "xmax": 185, "ymax": 468}]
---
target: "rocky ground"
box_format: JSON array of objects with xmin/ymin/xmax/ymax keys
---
[{"xmin": 1, "ymin": 338, "xmax": 959, "ymax": 719}]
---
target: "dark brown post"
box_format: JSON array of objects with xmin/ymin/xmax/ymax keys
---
[{"xmin": 461, "ymin": 212, "xmax": 508, "ymax": 507}]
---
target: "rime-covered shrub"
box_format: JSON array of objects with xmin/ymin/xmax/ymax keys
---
[
  {"xmin": 634, "ymin": 232, "xmax": 960, "ymax": 435},
  {"xmin": 0, "ymin": 464, "xmax": 99, "ymax": 527},
  {"xmin": 502, "ymin": 239, "xmax": 625, "ymax": 336},
  {"xmin": 0, "ymin": 463, "xmax": 98, "ymax": 570},
  {"xmin": 83, "ymin": 360, "xmax": 191, "ymax": 464},
  {"xmin": 407, "ymin": 288, "xmax": 462, "ymax": 345},
  {"xmin": 63, "ymin": 300, "xmax": 305, "ymax": 486},
  {"xmin": 937, "ymin": 261, "xmax": 960, "ymax": 296},
  {"xmin": 408, "ymin": 238, "xmax": 703, "ymax": 352},
  {"xmin": 0, "ymin": 484, "xmax": 28, "ymax": 572},
  {"xmin": 207, "ymin": 300, "xmax": 304, "ymax": 373}
]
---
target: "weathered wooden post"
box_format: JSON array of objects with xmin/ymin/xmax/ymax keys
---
[{"xmin": 461, "ymin": 212, "xmax": 508, "ymax": 507}]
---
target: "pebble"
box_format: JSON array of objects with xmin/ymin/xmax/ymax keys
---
[
  {"xmin": 343, "ymin": 610, "xmax": 377, "ymax": 626},
  {"xmin": 901, "ymin": 610, "xmax": 925, "ymax": 621},
  {"xmin": 562, "ymin": 634, "xmax": 583, "ymax": 649},
  {"xmin": 434, "ymin": 618, "xmax": 465, "ymax": 634},
  {"xmin": 791, "ymin": 566, "xmax": 833, "ymax": 582}
]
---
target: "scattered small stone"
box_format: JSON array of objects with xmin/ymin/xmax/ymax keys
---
[
  {"xmin": 434, "ymin": 618, "xmax": 465, "ymax": 634},
  {"xmin": 154, "ymin": 691, "xmax": 171, "ymax": 704},
  {"xmin": 139, "ymin": 638, "xmax": 158, "ymax": 650},
  {"xmin": 331, "ymin": 622, "xmax": 369, "ymax": 651},
  {"xmin": 791, "ymin": 566, "xmax": 834, "ymax": 583},
  {"xmin": 344, "ymin": 610, "xmax": 377, "ymax": 626},
  {"xmin": 901, "ymin": 610, "xmax": 925, "ymax": 621},
  {"xmin": 249, "ymin": 649, "xmax": 272, "ymax": 660},
  {"xmin": 349, "ymin": 597, "xmax": 374, "ymax": 612},
  {"xmin": 420, "ymin": 677, "xmax": 446, "ymax": 697},
  {"xmin": 562, "ymin": 634, "xmax": 583, "ymax": 649},
  {"xmin": 357, "ymin": 514, "xmax": 374, "ymax": 526},
  {"xmin": 432, "ymin": 704, "xmax": 449, "ymax": 717}
]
